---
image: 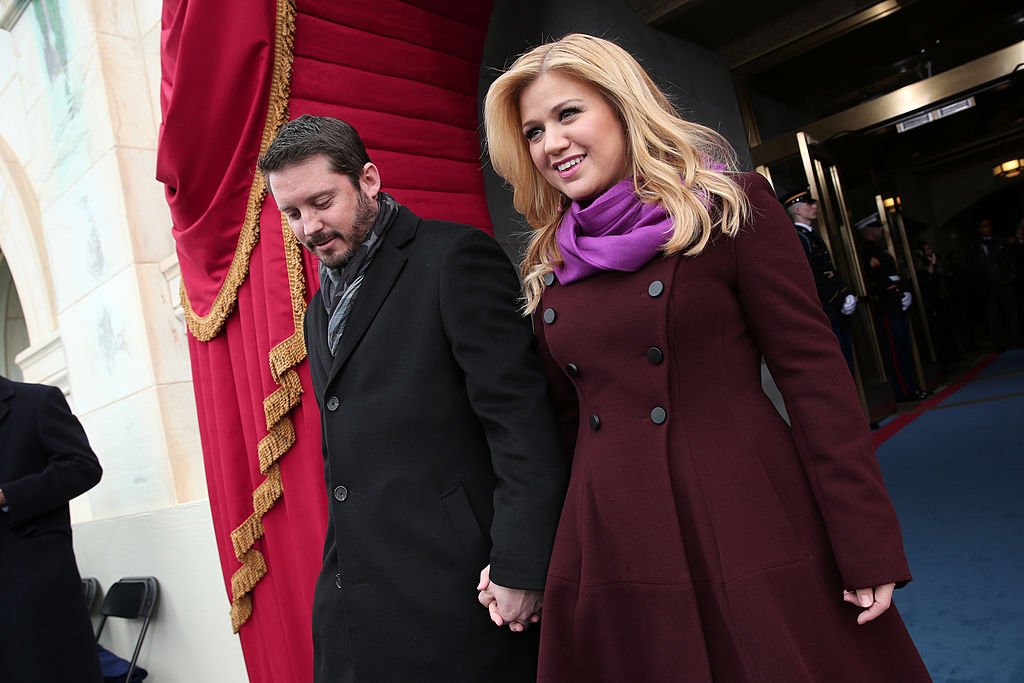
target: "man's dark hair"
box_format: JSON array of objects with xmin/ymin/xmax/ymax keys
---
[{"xmin": 258, "ymin": 115, "xmax": 371, "ymax": 184}]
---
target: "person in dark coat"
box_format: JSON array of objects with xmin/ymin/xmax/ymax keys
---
[
  {"xmin": 259, "ymin": 115, "xmax": 567, "ymax": 682},
  {"xmin": 0, "ymin": 374, "xmax": 104, "ymax": 683},
  {"xmin": 484, "ymin": 34, "xmax": 930, "ymax": 682},
  {"xmin": 856, "ymin": 215, "xmax": 927, "ymax": 402},
  {"xmin": 782, "ymin": 187, "xmax": 858, "ymax": 372},
  {"xmin": 914, "ymin": 241, "xmax": 957, "ymax": 366},
  {"xmin": 965, "ymin": 218, "xmax": 1018, "ymax": 350}
]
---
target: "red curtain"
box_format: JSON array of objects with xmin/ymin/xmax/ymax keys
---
[{"xmin": 157, "ymin": 1, "xmax": 495, "ymax": 681}]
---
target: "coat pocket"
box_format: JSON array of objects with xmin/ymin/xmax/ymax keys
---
[{"xmin": 440, "ymin": 482, "xmax": 489, "ymax": 564}]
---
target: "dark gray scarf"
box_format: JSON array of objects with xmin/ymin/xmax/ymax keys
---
[{"xmin": 319, "ymin": 193, "xmax": 399, "ymax": 355}]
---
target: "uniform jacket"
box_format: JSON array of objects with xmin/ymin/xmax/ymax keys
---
[
  {"xmin": 303, "ymin": 205, "xmax": 567, "ymax": 682},
  {"xmin": 794, "ymin": 222, "xmax": 852, "ymax": 325},
  {"xmin": 0, "ymin": 376, "xmax": 103, "ymax": 683},
  {"xmin": 533, "ymin": 173, "xmax": 929, "ymax": 682},
  {"xmin": 862, "ymin": 240, "xmax": 911, "ymax": 315}
]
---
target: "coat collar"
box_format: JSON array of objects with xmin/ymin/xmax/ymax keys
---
[
  {"xmin": 0, "ymin": 375, "xmax": 13, "ymax": 425},
  {"xmin": 321, "ymin": 205, "xmax": 419, "ymax": 389}
]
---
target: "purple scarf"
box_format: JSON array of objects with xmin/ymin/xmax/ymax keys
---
[{"xmin": 554, "ymin": 179, "xmax": 673, "ymax": 284}]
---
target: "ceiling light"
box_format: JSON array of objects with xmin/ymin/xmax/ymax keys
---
[
  {"xmin": 896, "ymin": 96, "xmax": 975, "ymax": 133},
  {"xmin": 993, "ymin": 159, "xmax": 1023, "ymax": 179}
]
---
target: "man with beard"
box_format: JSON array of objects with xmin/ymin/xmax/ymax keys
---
[{"xmin": 259, "ymin": 115, "xmax": 566, "ymax": 682}]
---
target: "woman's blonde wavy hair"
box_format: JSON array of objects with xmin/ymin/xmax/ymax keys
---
[{"xmin": 484, "ymin": 33, "xmax": 750, "ymax": 313}]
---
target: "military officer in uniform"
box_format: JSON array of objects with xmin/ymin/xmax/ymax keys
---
[
  {"xmin": 856, "ymin": 214, "xmax": 927, "ymax": 402},
  {"xmin": 782, "ymin": 188, "xmax": 858, "ymax": 371}
]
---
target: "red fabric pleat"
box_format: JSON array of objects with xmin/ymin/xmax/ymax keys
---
[
  {"xmin": 291, "ymin": 0, "xmax": 495, "ymax": 232},
  {"xmin": 158, "ymin": 1, "xmax": 495, "ymax": 682}
]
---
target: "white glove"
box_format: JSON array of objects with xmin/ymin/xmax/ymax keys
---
[
  {"xmin": 901, "ymin": 291, "xmax": 912, "ymax": 311},
  {"xmin": 841, "ymin": 294, "xmax": 857, "ymax": 316}
]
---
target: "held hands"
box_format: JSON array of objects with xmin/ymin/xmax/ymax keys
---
[
  {"xmin": 900, "ymin": 291, "xmax": 913, "ymax": 311},
  {"xmin": 477, "ymin": 565, "xmax": 543, "ymax": 633},
  {"xmin": 843, "ymin": 583, "xmax": 896, "ymax": 625},
  {"xmin": 841, "ymin": 294, "xmax": 858, "ymax": 316}
]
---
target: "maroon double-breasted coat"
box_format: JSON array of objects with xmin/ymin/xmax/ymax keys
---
[{"xmin": 533, "ymin": 173, "xmax": 930, "ymax": 682}]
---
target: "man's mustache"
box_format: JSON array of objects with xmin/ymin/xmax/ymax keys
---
[{"xmin": 308, "ymin": 230, "xmax": 343, "ymax": 247}]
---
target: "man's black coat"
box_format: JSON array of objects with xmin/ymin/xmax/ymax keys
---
[
  {"xmin": 0, "ymin": 375, "xmax": 103, "ymax": 683},
  {"xmin": 304, "ymin": 205, "xmax": 567, "ymax": 682}
]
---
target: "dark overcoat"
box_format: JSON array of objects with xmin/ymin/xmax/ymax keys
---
[
  {"xmin": 303, "ymin": 205, "xmax": 567, "ymax": 682},
  {"xmin": 0, "ymin": 376, "xmax": 103, "ymax": 683},
  {"xmin": 534, "ymin": 173, "xmax": 931, "ymax": 682}
]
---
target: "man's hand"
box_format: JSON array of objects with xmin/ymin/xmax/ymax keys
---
[
  {"xmin": 477, "ymin": 565, "xmax": 542, "ymax": 632},
  {"xmin": 843, "ymin": 583, "xmax": 896, "ymax": 625},
  {"xmin": 0, "ymin": 487, "xmax": 6, "ymax": 506},
  {"xmin": 901, "ymin": 291, "xmax": 912, "ymax": 311}
]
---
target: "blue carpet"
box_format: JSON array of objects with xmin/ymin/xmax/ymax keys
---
[{"xmin": 877, "ymin": 350, "xmax": 1024, "ymax": 683}]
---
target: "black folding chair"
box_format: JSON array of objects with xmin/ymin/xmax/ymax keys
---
[
  {"xmin": 81, "ymin": 576, "xmax": 101, "ymax": 613},
  {"xmin": 95, "ymin": 577, "xmax": 159, "ymax": 683}
]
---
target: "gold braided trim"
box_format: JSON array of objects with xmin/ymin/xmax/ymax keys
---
[
  {"xmin": 229, "ymin": 548, "xmax": 266, "ymax": 631},
  {"xmin": 257, "ymin": 418, "xmax": 296, "ymax": 473},
  {"xmin": 225, "ymin": 0, "xmax": 300, "ymax": 633},
  {"xmin": 264, "ymin": 368, "xmax": 303, "ymax": 428},
  {"xmin": 181, "ymin": 0, "xmax": 297, "ymax": 342},
  {"xmin": 229, "ymin": 464, "xmax": 283, "ymax": 562}
]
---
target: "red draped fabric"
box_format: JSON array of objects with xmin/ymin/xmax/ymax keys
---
[{"xmin": 157, "ymin": 1, "xmax": 495, "ymax": 681}]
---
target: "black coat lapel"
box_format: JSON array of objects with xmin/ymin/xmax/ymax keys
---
[
  {"xmin": 304, "ymin": 294, "xmax": 333, "ymax": 398},
  {"xmin": 326, "ymin": 239, "xmax": 408, "ymax": 386}
]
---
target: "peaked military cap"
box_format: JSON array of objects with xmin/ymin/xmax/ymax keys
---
[
  {"xmin": 781, "ymin": 187, "xmax": 816, "ymax": 207},
  {"xmin": 854, "ymin": 214, "xmax": 883, "ymax": 230}
]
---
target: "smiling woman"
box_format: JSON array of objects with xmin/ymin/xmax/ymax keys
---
[
  {"xmin": 484, "ymin": 33, "xmax": 750, "ymax": 314},
  {"xmin": 518, "ymin": 72, "xmax": 629, "ymax": 204},
  {"xmin": 482, "ymin": 33, "xmax": 932, "ymax": 683}
]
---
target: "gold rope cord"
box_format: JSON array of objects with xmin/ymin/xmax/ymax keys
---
[
  {"xmin": 178, "ymin": 0, "xmax": 302, "ymax": 632},
  {"xmin": 228, "ymin": 226, "xmax": 308, "ymax": 632},
  {"xmin": 181, "ymin": 0, "xmax": 297, "ymax": 342}
]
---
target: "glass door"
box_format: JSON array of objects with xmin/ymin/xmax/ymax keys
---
[{"xmin": 758, "ymin": 133, "xmax": 897, "ymax": 423}]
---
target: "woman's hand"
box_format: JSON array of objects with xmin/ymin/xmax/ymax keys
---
[
  {"xmin": 477, "ymin": 565, "xmax": 543, "ymax": 632},
  {"xmin": 843, "ymin": 583, "xmax": 895, "ymax": 625}
]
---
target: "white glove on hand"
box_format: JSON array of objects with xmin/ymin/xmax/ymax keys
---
[
  {"xmin": 841, "ymin": 294, "xmax": 857, "ymax": 316},
  {"xmin": 901, "ymin": 291, "xmax": 912, "ymax": 311}
]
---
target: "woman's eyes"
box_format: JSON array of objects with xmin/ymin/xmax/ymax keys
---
[
  {"xmin": 524, "ymin": 107, "xmax": 582, "ymax": 142},
  {"xmin": 559, "ymin": 107, "xmax": 580, "ymax": 121}
]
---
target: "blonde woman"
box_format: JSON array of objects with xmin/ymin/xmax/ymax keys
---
[{"xmin": 480, "ymin": 34, "xmax": 930, "ymax": 682}]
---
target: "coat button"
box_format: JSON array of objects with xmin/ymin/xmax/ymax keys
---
[
  {"xmin": 335, "ymin": 573, "xmax": 343, "ymax": 589},
  {"xmin": 326, "ymin": 396, "xmax": 340, "ymax": 411},
  {"xmin": 543, "ymin": 308, "xmax": 557, "ymax": 324},
  {"xmin": 648, "ymin": 280, "xmax": 664, "ymax": 297},
  {"xmin": 589, "ymin": 414, "xmax": 601, "ymax": 430},
  {"xmin": 566, "ymin": 362, "xmax": 580, "ymax": 377},
  {"xmin": 650, "ymin": 407, "xmax": 667, "ymax": 424},
  {"xmin": 333, "ymin": 485, "xmax": 349, "ymax": 502},
  {"xmin": 543, "ymin": 272, "xmax": 556, "ymax": 286},
  {"xmin": 647, "ymin": 346, "xmax": 664, "ymax": 364}
]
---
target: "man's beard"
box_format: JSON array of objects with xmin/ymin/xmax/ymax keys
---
[{"xmin": 313, "ymin": 192, "xmax": 378, "ymax": 270}]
